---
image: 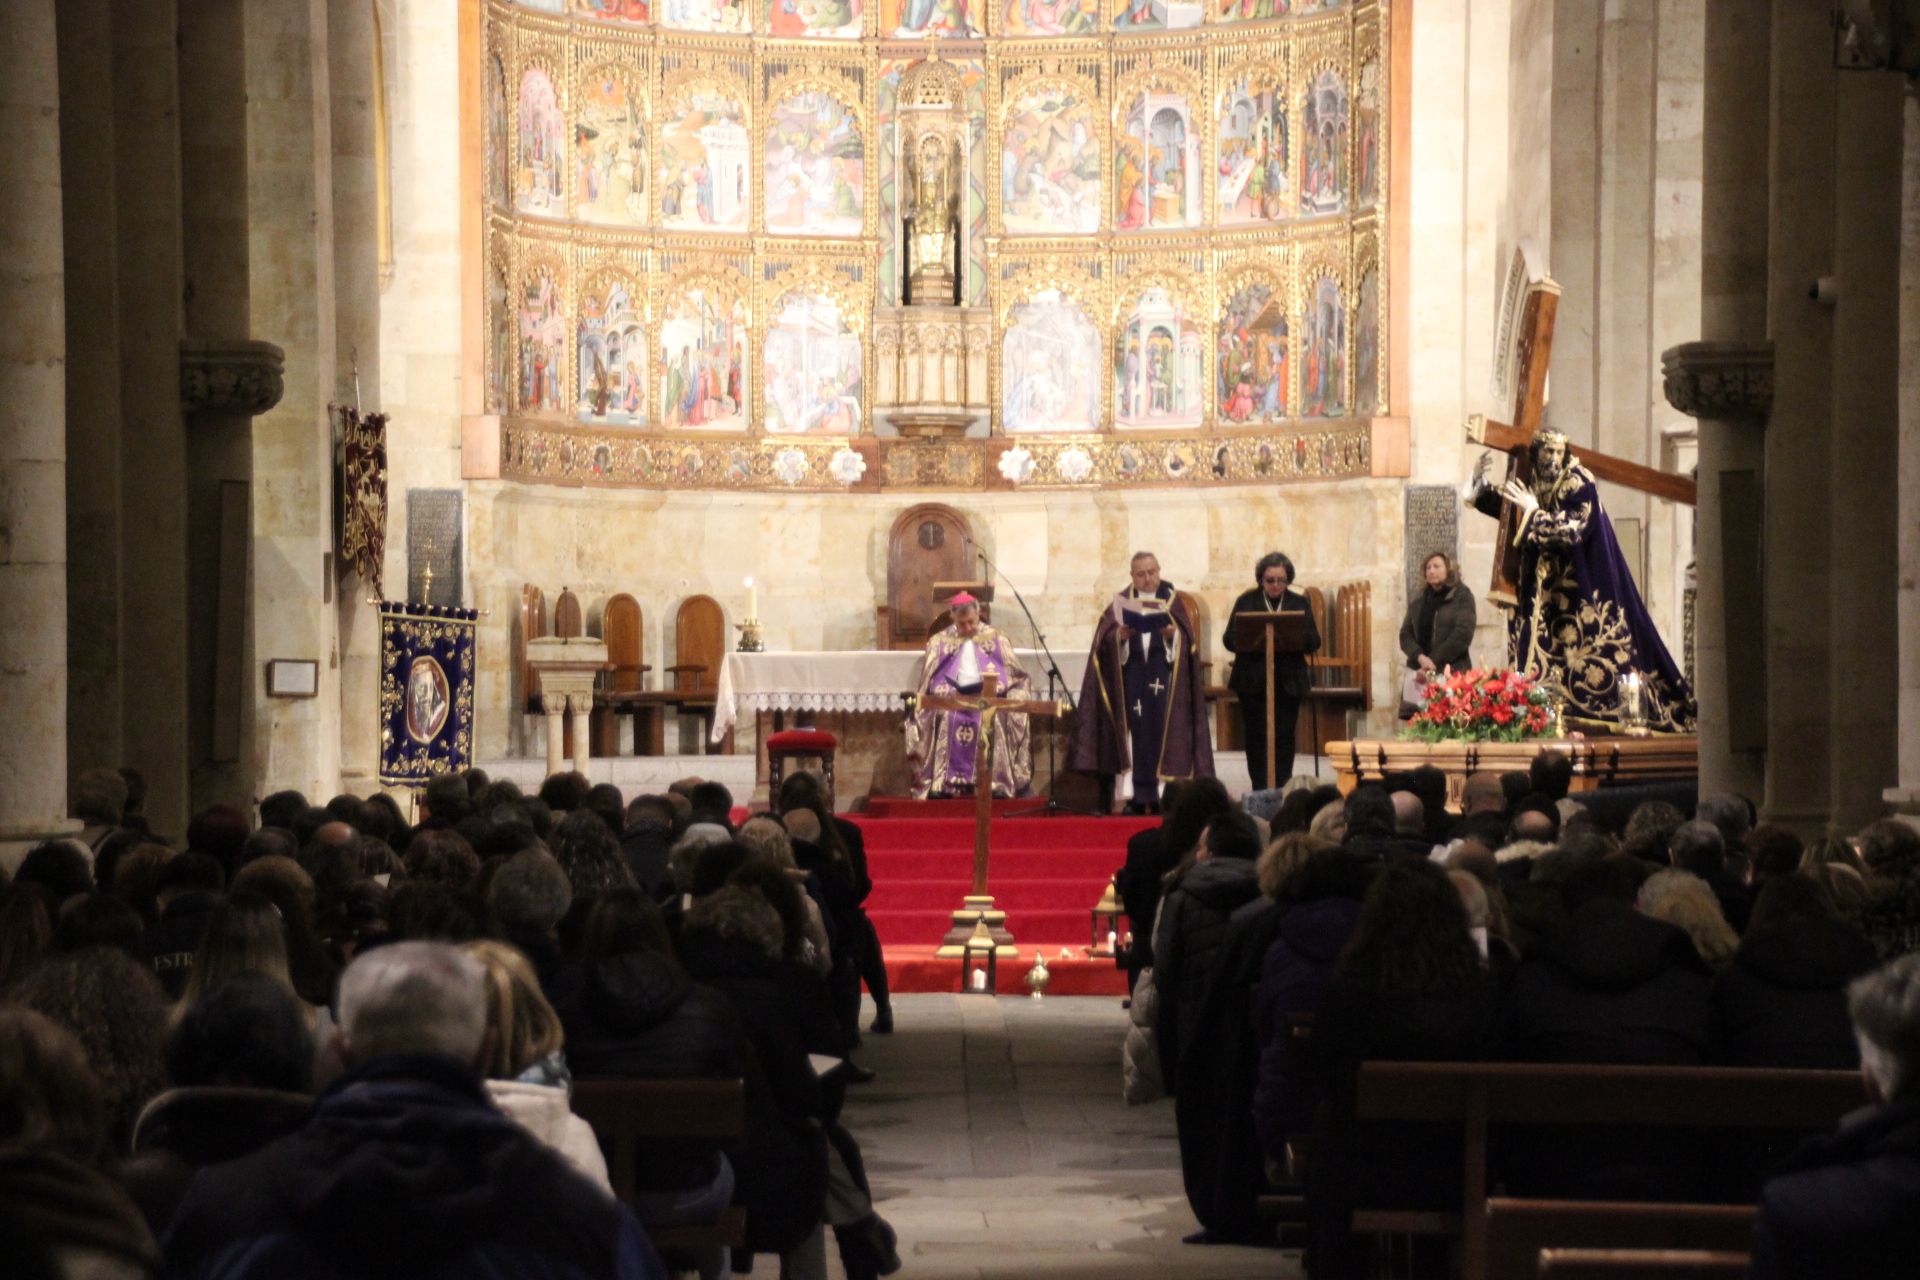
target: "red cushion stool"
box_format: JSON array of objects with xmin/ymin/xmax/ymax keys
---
[{"xmin": 765, "ymin": 728, "xmax": 838, "ymax": 808}]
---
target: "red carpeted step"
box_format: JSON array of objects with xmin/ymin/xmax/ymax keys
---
[
  {"xmin": 866, "ymin": 907, "xmax": 1098, "ymax": 948},
  {"xmin": 860, "ymin": 850, "xmax": 1121, "ymax": 880},
  {"xmin": 867, "ymin": 877, "xmax": 1109, "ymax": 911}
]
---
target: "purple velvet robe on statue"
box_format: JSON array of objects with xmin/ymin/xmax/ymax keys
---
[{"xmin": 904, "ymin": 625, "xmax": 1034, "ymax": 799}]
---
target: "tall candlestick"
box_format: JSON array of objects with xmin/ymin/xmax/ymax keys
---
[{"xmin": 744, "ymin": 576, "xmax": 757, "ymax": 620}]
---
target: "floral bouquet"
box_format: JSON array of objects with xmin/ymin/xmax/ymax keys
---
[{"xmin": 1402, "ymin": 667, "xmax": 1555, "ymax": 743}]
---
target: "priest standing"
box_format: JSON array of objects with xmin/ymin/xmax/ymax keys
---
[
  {"xmin": 905, "ymin": 592, "xmax": 1035, "ymax": 799},
  {"xmin": 1070, "ymin": 552, "xmax": 1216, "ymax": 814}
]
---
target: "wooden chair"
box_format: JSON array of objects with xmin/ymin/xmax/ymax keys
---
[
  {"xmin": 1537, "ymin": 1249, "xmax": 1749, "ymax": 1279},
  {"xmin": 516, "ymin": 584, "xmax": 548, "ymax": 719},
  {"xmin": 571, "ymin": 1078, "xmax": 748, "ymax": 1259},
  {"xmin": 880, "ymin": 503, "xmax": 976, "ymax": 650},
  {"xmin": 766, "ymin": 730, "xmax": 837, "ymax": 808},
  {"xmin": 1490, "ymin": 1202, "xmax": 1755, "ymax": 1280},
  {"xmin": 1348, "ymin": 1061, "xmax": 1865, "ymax": 1280},
  {"xmin": 552, "ymin": 587, "xmax": 584, "ymax": 639},
  {"xmin": 1300, "ymin": 581, "xmax": 1370, "ymax": 756},
  {"xmin": 662, "ymin": 595, "xmax": 728, "ymax": 753},
  {"xmin": 590, "ymin": 593, "xmax": 650, "ymax": 757}
]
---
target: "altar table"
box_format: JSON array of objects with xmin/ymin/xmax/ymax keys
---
[{"xmin": 712, "ymin": 649, "xmax": 1090, "ymax": 743}]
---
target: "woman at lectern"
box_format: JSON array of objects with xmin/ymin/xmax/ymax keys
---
[{"xmin": 1224, "ymin": 552, "xmax": 1321, "ymax": 794}]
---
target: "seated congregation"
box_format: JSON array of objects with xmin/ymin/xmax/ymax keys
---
[
  {"xmin": 1121, "ymin": 758, "xmax": 1920, "ymax": 1279},
  {"xmin": 0, "ymin": 766, "xmax": 900, "ymax": 1280}
]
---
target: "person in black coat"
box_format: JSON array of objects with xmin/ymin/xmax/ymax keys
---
[
  {"xmin": 1305, "ymin": 859, "xmax": 1499, "ymax": 1280},
  {"xmin": 1507, "ymin": 857, "xmax": 1714, "ymax": 1198},
  {"xmin": 1750, "ymin": 953, "xmax": 1920, "ymax": 1279},
  {"xmin": 1151, "ymin": 812, "xmax": 1264, "ymax": 1094},
  {"xmin": 1398, "ymin": 552, "xmax": 1477, "ymax": 717},
  {"xmin": 1117, "ymin": 779, "xmax": 1234, "ymax": 989},
  {"xmin": 1223, "ymin": 552, "xmax": 1321, "ymax": 792}
]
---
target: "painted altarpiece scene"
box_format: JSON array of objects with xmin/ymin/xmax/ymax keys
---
[
  {"xmin": 1000, "ymin": 288, "xmax": 1102, "ymax": 433},
  {"xmin": 1353, "ymin": 261, "xmax": 1379, "ymax": 417},
  {"xmin": 1301, "ymin": 65, "xmax": 1348, "ymax": 217},
  {"xmin": 1112, "ymin": 0, "xmax": 1202, "ymax": 35},
  {"xmin": 1114, "ymin": 89, "xmax": 1199, "ymax": 231},
  {"xmin": 999, "ymin": 81, "xmax": 1101, "ymax": 236},
  {"xmin": 1217, "ymin": 65, "xmax": 1288, "ymax": 225},
  {"xmin": 488, "ymin": 53, "xmax": 511, "ymax": 207},
  {"xmin": 882, "ymin": 0, "xmax": 979, "ymax": 38},
  {"xmin": 577, "ymin": 270, "xmax": 648, "ymax": 426},
  {"xmin": 518, "ymin": 261, "xmax": 568, "ymax": 414},
  {"xmin": 765, "ymin": 0, "xmax": 864, "ymax": 38},
  {"xmin": 1300, "ymin": 269, "xmax": 1345, "ymax": 418},
  {"xmin": 658, "ymin": 280, "xmax": 750, "ymax": 431},
  {"xmin": 764, "ymin": 89, "xmax": 865, "ymax": 237},
  {"xmin": 515, "ymin": 64, "xmax": 567, "ymax": 216},
  {"xmin": 1114, "ymin": 285, "xmax": 1203, "ymax": 429},
  {"xmin": 1217, "ymin": 276, "xmax": 1288, "ymax": 425},
  {"xmin": 1000, "ymin": 0, "xmax": 1100, "ymax": 39},
  {"xmin": 573, "ymin": 0, "xmax": 653, "ymax": 22},
  {"xmin": 764, "ymin": 290, "xmax": 864, "ymax": 433},
  {"xmin": 1354, "ymin": 55, "xmax": 1381, "ymax": 208},
  {"xmin": 660, "ymin": 0, "xmax": 752, "ymax": 33},
  {"xmin": 574, "ymin": 67, "xmax": 648, "ymax": 226},
  {"xmin": 659, "ymin": 81, "xmax": 751, "ymax": 231}
]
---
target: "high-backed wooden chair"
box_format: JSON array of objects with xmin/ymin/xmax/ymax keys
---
[
  {"xmin": 878, "ymin": 503, "xmax": 975, "ymax": 649},
  {"xmin": 552, "ymin": 587, "xmax": 584, "ymax": 639},
  {"xmin": 570, "ymin": 1079, "xmax": 748, "ymax": 1258},
  {"xmin": 1301, "ymin": 581, "xmax": 1371, "ymax": 754},
  {"xmin": 589, "ymin": 593, "xmax": 648, "ymax": 757},
  {"xmin": 516, "ymin": 584, "xmax": 548, "ymax": 717},
  {"xmin": 662, "ymin": 594, "xmax": 728, "ymax": 752}
]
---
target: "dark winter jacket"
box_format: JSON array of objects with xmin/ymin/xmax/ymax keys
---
[
  {"xmin": 1252, "ymin": 896, "xmax": 1364, "ymax": 1162},
  {"xmin": 1398, "ymin": 582, "xmax": 1476, "ymax": 678},
  {"xmin": 162, "ymin": 1053, "xmax": 663, "ymax": 1280},
  {"xmin": 1508, "ymin": 898, "xmax": 1714, "ymax": 1198},
  {"xmin": 562, "ymin": 951, "xmax": 745, "ymax": 1192},
  {"xmin": 1713, "ymin": 918, "xmax": 1876, "ymax": 1070},
  {"xmin": 618, "ymin": 827, "xmax": 674, "ymax": 900},
  {"xmin": 1174, "ymin": 897, "xmax": 1285, "ymax": 1241},
  {"xmin": 0, "ymin": 1146, "xmax": 160, "ymax": 1278},
  {"xmin": 1117, "ymin": 825, "xmax": 1172, "ymax": 983},
  {"xmin": 142, "ymin": 891, "xmax": 221, "ymax": 999},
  {"xmin": 1751, "ymin": 1098, "xmax": 1920, "ymax": 1280},
  {"xmin": 676, "ymin": 929, "xmax": 832, "ymax": 1254},
  {"xmin": 121, "ymin": 1086, "xmax": 313, "ymax": 1237},
  {"xmin": 1860, "ymin": 860, "xmax": 1920, "ymax": 961},
  {"xmin": 1152, "ymin": 856, "xmax": 1262, "ymax": 1091}
]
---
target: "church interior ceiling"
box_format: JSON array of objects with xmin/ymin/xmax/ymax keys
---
[{"xmin": 483, "ymin": 0, "xmax": 1388, "ymax": 490}]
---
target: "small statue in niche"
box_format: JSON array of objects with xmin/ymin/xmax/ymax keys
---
[{"xmin": 904, "ymin": 131, "xmax": 961, "ymax": 305}]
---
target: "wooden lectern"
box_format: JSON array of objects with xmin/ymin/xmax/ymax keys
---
[{"xmin": 1230, "ymin": 610, "xmax": 1315, "ymax": 791}]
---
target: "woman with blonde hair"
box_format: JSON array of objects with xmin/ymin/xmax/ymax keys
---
[
  {"xmin": 461, "ymin": 939, "xmax": 610, "ymax": 1190},
  {"xmin": 1637, "ymin": 869, "xmax": 1739, "ymax": 971}
]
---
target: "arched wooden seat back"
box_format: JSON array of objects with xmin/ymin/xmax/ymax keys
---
[
  {"xmin": 882, "ymin": 504, "xmax": 976, "ymax": 649},
  {"xmin": 670, "ymin": 595, "xmax": 725, "ymax": 691},
  {"xmin": 516, "ymin": 584, "xmax": 548, "ymax": 712},
  {"xmin": 553, "ymin": 588, "xmax": 584, "ymax": 640},
  {"xmin": 600, "ymin": 593, "xmax": 646, "ymax": 692}
]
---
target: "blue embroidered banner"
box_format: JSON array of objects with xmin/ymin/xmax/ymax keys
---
[{"xmin": 379, "ymin": 602, "xmax": 478, "ymax": 787}]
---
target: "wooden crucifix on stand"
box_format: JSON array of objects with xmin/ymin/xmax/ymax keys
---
[
  {"xmin": 913, "ymin": 671, "xmax": 1064, "ymax": 957},
  {"xmin": 1467, "ymin": 276, "xmax": 1697, "ymax": 606}
]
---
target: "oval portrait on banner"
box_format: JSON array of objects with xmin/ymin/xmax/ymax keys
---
[{"xmin": 406, "ymin": 656, "xmax": 452, "ymax": 744}]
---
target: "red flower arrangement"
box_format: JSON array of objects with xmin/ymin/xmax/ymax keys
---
[{"xmin": 1403, "ymin": 667, "xmax": 1555, "ymax": 743}]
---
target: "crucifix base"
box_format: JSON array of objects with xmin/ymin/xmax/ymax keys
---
[{"xmin": 934, "ymin": 895, "xmax": 1019, "ymax": 958}]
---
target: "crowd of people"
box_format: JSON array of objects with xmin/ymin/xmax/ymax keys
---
[
  {"xmin": 0, "ymin": 765, "xmax": 901, "ymax": 1280},
  {"xmin": 1119, "ymin": 756, "xmax": 1920, "ymax": 1278}
]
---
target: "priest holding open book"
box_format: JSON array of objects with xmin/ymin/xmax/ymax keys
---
[{"xmin": 1069, "ymin": 552, "xmax": 1214, "ymax": 814}]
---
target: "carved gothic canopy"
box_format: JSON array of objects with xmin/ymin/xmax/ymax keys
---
[
  {"xmin": 180, "ymin": 339, "xmax": 287, "ymax": 417},
  {"xmin": 1661, "ymin": 340, "xmax": 1774, "ymax": 422}
]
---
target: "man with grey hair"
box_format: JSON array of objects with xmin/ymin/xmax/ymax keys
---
[
  {"xmin": 1750, "ymin": 955, "xmax": 1920, "ymax": 1278},
  {"xmin": 165, "ymin": 941, "xmax": 665, "ymax": 1279}
]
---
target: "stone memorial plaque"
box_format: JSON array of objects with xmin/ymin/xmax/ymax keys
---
[
  {"xmin": 407, "ymin": 489, "xmax": 462, "ymax": 607},
  {"xmin": 1404, "ymin": 485, "xmax": 1459, "ymax": 599}
]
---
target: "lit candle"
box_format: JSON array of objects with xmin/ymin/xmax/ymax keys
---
[
  {"xmin": 970, "ymin": 967, "xmax": 987, "ymax": 992},
  {"xmin": 744, "ymin": 576, "xmax": 757, "ymax": 620}
]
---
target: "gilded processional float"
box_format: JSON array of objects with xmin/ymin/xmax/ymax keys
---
[{"xmin": 477, "ymin": 0, "xmax": 1396, "ymax": 492}]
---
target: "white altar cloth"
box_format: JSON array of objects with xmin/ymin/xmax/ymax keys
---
[{"xmin": 713, "ymin": 648, "xmax": 1089, "ymax": 741}]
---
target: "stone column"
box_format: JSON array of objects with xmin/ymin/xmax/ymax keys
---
[
  {"xmin": 1663, "ymin": 0, "xmax": 1771, "ymax": 805},
  {"xmin": 1892, "ymin": 92, "xmax": 1920, "ymax": 828},
  {"xmin": 0, "ymin": 0, "xmax": 80, "ymax": 863},
  {"xmin": 1827, "ymin": 71, "xmax": 1904, "ymax": 830},
  {"xmin": 1758, "ymin": 0, "xmax": 1838, "ymax": 833},
  {"xmin": 115, "ymin": 0, "xmax": 192, "ymax": 838},
  {"xmin": 540, "ymin": 694, "xmax": 565, "ymax": 780}
]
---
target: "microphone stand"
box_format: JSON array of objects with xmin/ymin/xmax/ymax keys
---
[{"xmin": 976, "ymin": 549, "xmax": 1099, "ymax": 818}]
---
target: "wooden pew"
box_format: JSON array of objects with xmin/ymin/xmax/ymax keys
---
[
  {"xmin": 1538, "ymin": 1248, "xmax": 1749, "ymax": 1279},
  {"xmin": 571, "ymin": 1078, "xmax": 748, "ymax": 1257},
  {"xmin": 1489, "ymin": 1201, "xmax": 1754, "ymax": 1280},
  {"xmin": 1350, "ymin": 1061, "xmax": 1863, "ymax": 1280}
]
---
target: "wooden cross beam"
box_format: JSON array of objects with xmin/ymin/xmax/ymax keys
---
[
  {"xmin": 913, "ymin": 671, "xmax": 1064, "ymax": 956},
  {"xmin": 1469, "ymin": 414, "xmax": 1697, "ymax": 507}
]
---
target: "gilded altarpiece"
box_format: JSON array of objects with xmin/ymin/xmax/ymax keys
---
[{"xmin": 480, "ymin": 0, "xmax": 1392, "ymax": 491}]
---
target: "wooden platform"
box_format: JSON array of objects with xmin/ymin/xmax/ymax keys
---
[{"xmin": 1327, "ymin": 734, "xmax": 1698, "ymax": 806}]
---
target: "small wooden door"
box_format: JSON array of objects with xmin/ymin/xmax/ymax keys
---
[
  {"xmin": 885, "ymin": 503, "xmax": 975, "ymax": 650},
  {"xmin": 553, "ymin": 588, "xmax": 584, "ymax": 640},
  {"xmin": 517, "ymin": 584, "xmax": 548, "ymax": 711}
]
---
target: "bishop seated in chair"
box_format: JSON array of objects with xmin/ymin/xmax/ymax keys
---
[{"xmin": 904, "ymin": 593, "xmax": 1034, "ymax": 799}]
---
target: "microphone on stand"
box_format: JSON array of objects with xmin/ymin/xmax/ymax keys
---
[{"xmin": 975, "ymin": 548, "xmax": 1075, "ymax": 715}]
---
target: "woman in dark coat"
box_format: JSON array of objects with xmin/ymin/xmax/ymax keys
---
[
  {"xmin": 1398, "ymin": 551, "xmax": 1477, "ymax": 718},
  {"xmin": 1306, "ymin": 859, "xmax": 1498, "ymax": 1280}
]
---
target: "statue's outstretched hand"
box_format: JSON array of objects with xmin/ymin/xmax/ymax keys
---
[
  {"xmin": 1500, "ymin": 477, "xmax": 1540, "ymax": 514},
  {"xmin": 1461, "ymin": 449, "xmax": 1492, "ymax": 502}
]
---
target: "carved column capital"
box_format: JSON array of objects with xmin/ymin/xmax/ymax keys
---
[
  {"xmin": 180, "ymin": 339, "xmax": 287, "ymax": 416},
  {"xmin": 1660, "ymin": 340, "xmax": 1774, "ymax": 421}
]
